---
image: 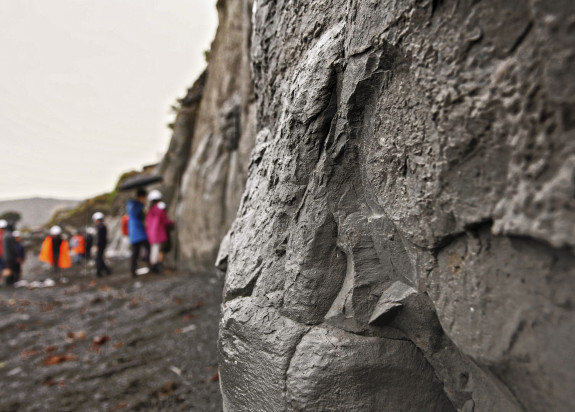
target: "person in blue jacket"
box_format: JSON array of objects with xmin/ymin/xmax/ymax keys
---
[{"xmin": 126, "ymin": 188, "xmax": 150, "ymax": 277}]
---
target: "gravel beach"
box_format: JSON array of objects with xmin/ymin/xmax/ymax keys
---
[{"xmin": 0, "ymin": 258, "xmax": 223, "ymax": 411}]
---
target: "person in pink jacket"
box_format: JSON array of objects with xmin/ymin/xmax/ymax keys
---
[{"xmin": 145, "ymin": 190, "xmax": 174, "ymax": 273}]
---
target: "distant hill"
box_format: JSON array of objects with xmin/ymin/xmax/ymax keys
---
[{"xmin": 0, "ymin": 197, "xmax": 80, "ymax": 228}]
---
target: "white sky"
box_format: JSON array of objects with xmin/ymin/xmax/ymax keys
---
[{"xmin": 0, "ymin": 0, "xmax": 218, "ymax": 200}]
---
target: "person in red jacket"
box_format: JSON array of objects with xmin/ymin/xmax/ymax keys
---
[
  {"xmin": 39, "ymin": 225, "xmax": 72, "ymax": 274},
  {"xmin": 145, "ymin": 190, "xmax": 173, "ymax": 273},
  {"xmin": 158, "ymin": 202, "xmax": 173, "ymax": 261}
]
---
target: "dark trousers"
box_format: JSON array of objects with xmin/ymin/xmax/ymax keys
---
[
  {"xmin": 131, "ymin": 241, "xmax": 149, "ymax": 276},
  {"xmin": 52, "ymin": 251, "xmax": 60, "ymax": 274},
  {"xmin": 5, "ymin": 262, "xmax": 20, "ymax": 286},
  {"xmin": 96, "ymin": 248, "xmax": 110, "ymax": 277}
]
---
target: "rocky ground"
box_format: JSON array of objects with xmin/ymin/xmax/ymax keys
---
[{"xmin": 0, "ymin": 257, "xmax": 223, "ymax": 411}]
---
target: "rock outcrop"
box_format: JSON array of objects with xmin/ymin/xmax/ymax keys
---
[
  {"xmin": 218, "ymin": 0, "xmax": 575, "ymax": 411},
  {"xmin": 168, "ymin": 0, "xmax": 256, "ymax": 270},
  {"xmin": 156, "ymin": 71, "xmax": 207, "ymax": 214}
]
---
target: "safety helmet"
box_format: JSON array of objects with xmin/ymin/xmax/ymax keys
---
[
  {"xmin": 92, "ymin": 211, "xmax": 104, "ymax": 221},
  {"xmin": 0, "ymin": 219, "xmax": 7, "ymax": 229},
  {"xmin": 158, "ymin": 201, "xmax": 166, "ymax": 210},
  {"xmin": 12, "ymin": 231, "xmax": 21, "ymax": 238},
  {"xmin": 50, "ymin": 225, "xmax": 62, "ymax": 236},
  {"xmin": 147, "ymin": 189, "xmax": 162, "ymax": 202}
]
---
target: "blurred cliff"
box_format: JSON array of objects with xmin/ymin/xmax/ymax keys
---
[{"xmin": 153, "ymin": 0, "xmax": 255, "ymax": 271}]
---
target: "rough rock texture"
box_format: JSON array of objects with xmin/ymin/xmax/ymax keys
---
[
  {"xmin": 152, "ymin": 73, "xmax": 206, "ymax": 266},
  {"xmin": 156, "ymin": 71, "xmax": 207, "ymax": 212},
  {"xmin": 174, "ymin": 0, "xmax": 256, "ymax": 270},
  {"xmin": 219, "ymin": 0, "xmax": 575, "ymax": 411}
]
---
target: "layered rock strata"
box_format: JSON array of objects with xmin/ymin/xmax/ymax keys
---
[
  {"xmin": 166, "ymin": 0, "xmax": 256, "ymax": 269},
  {"xmin": 218, "ymin": 0, "xmax": 575, "ymax": 411}
]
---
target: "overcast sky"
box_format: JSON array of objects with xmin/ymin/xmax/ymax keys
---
[{"xmin": 0, "ymin": 0, "xmax": 218, "ymax": 200}]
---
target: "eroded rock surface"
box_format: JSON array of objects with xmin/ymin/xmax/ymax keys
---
[
  {"xmin": 219, "ymin": 0, "xmax": 575, "ymax": 411},
  {"xmin": 175, "ymin": 0, "xmax": 256, "ymax": 270}
]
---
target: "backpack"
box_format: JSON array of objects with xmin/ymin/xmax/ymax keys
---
[{"xmin": 121, "ymin": 214, "xmax": 129, "ymax": 236}]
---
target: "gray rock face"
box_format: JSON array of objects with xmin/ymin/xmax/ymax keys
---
[
  {"xmin": 156, "ymin": 71, "xmax": 206, "ymax": 211},
  {"xmin": 153, "ymin": 73, "xmax": 206, "ymax": 266},
  {"xmin": 174, "ymin": 0, "xmax": 256, "ymax": 270},
  {"xmin": 219, "ymin": 0, "xmax": 575, "ymax": 411}
]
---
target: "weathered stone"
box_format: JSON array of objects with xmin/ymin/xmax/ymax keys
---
[
  {"xmin": 156, "ymin": 71, "xmax": 207, "ymax": 210},
  {"xmin": 175, "ymin": 0, "xmax": 256, "ymax": 270},
  {"xmin": 368, "ymin": 281, "xmax": 417, "ymax": 325},
  {"xmin": 219, "ymin": 298, "xmax": 309, "ymax": 411},
  {"xmin": 212, "ymin": 0, "xmax": 574, "ymax": 410},
  {"xmin": 152, "ymin": 72, "xmax": 206, "ymax": 266},
  {"xmin": 286, "ymin": 325, "xmax": 455, "ymax": 411},
  {"xmin": 428, "ymin": 226, "xmax": 575, "ymax": 411}
]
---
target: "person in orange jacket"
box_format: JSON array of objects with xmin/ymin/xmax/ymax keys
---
[
  {"xmin": 39, "ymin": 225, "xmax": 72, "ymax": 274},
  {"xmin": 70, "ymin": 230, "xmax": 86, "ymax": 265}
]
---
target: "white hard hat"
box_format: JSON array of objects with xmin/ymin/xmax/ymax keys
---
[
  {"xmin": 158, "ymin": 201, "xmax": 166, "ymax": 210},
  {"xmin": 92, "ymin": 211, "xmax": 104, "ymax": 221},
  {"xmin": 49, "ymin": 225, "xmax": 62, "ymax": 236},
  {"xmin": 12, "ymin": 231, "xmax": 21, "ymax": 237},
  {"xmin": 0, "ymin": 219, "xmax": 7, "ymax": 229},
  {"xmin": 147, "ymin": 189, "xmax": 162, "ymax": 201}
]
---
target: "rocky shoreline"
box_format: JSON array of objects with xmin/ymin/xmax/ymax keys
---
[{"xmin": 0, "ymin": 259, "xmax": 223, "ymax": 411}]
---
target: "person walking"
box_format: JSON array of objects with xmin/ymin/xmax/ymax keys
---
[
  {"xmin": 13, "ymin": 230, "xmax": 25, "ymax": 273},
  {"xmin": 70, "ymin": 231, "xmax": 86, "ymax": 265},
  {"xmin": 127, "ymin": 188, "xmax": 149, "ymax": 277},
  {"xmin": 145, "ymin": 190, "xmax": 173, "ymax": 273},
  {"xmin": 2, "ymin": 225, "xmax": 21, "ymax": 286},
  {"xmin": 0, "ymin": 219, "xmax": 7, "ymax": 272},
  {"xmin": 85, "ymin": 227, "xmax": 95, "ymax": 262},
  {"xmin": 158, "ymin": 201, "xmax": 173, "ymax": 265},
  {"xmin": 39, "ymin": 225, "xmax": 72, "ymax": 275},
  {"xmin": 92, "ymin": 212, "xmax": 111, "ymax": 277}
]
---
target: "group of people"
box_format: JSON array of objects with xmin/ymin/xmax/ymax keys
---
[
  {"xmin": 38, "ymin": 211, "xmax": 110, "ymax": 278},
  {"xmin": 0, "ymin": 219, "xmax": 26, "ymax": 286},
  {"xmin": 0, "ymin": 187, "xmax": 172, "ymax": 286},
  {"xmin": 0, "ymin": 207, "xmax": 116, "ymax": 284},
  {"xmin": 126, "ymin": 188, "xmax": 173, "ymax": 277}
]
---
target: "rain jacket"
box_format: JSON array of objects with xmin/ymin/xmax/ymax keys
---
[
  {"xmin": 145, "ymin": 204, "xmax": 173, "ymax": 244},
  {"xmin": 70, "ymin": 234, "xmax": 85, "ymax": 255},
  {"xmin": 96, "ymin": 222, "xmax": 107, "ymax": 250},
  {"xmin": 2, "ymin": 231, "xmax": 18, "ymax": 266},
  {"xmin": 39, "ymin": 236, "xmax": 72, "ymax": 268},
  {"xmin": 126, "ymin": 199, "xmax": 148, "ymax": 244}
]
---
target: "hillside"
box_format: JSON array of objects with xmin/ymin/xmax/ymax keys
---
[{"xmin": 0, "ymin": 197, "xmax": 79, "ymax": 228}]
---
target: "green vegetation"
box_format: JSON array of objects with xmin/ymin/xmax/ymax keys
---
[
  {"xmin": 0, "ymin": 210, "xmax": 21, "ymax": 224},
  {"xmin": 107, "ymin": 170, "xmax": 139, "ymax": 206},
  {"xmin": 45, "ymin": 169, "xmax": 145, "ymax": 229},
  {"xmin": 46, "ymin": 193, "xmax": 110, "ymax": 228}
]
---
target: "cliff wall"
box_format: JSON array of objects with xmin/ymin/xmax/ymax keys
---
[
  {"xmin": 170, "ymin": 0, "xmax": 256, "ymax": 270},
  {"xmin": 218, "ymin": 0, "xmax": 575, "ymax": 411}
]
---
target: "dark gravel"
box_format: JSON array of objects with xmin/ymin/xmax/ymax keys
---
[{"xmin": 0, "ymin": 259, "xmax": 223, "ymax": 411}]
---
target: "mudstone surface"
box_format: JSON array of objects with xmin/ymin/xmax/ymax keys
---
[{"xmin": 216, "ymin": 0, "xmax": 575, "ymax": 411}]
